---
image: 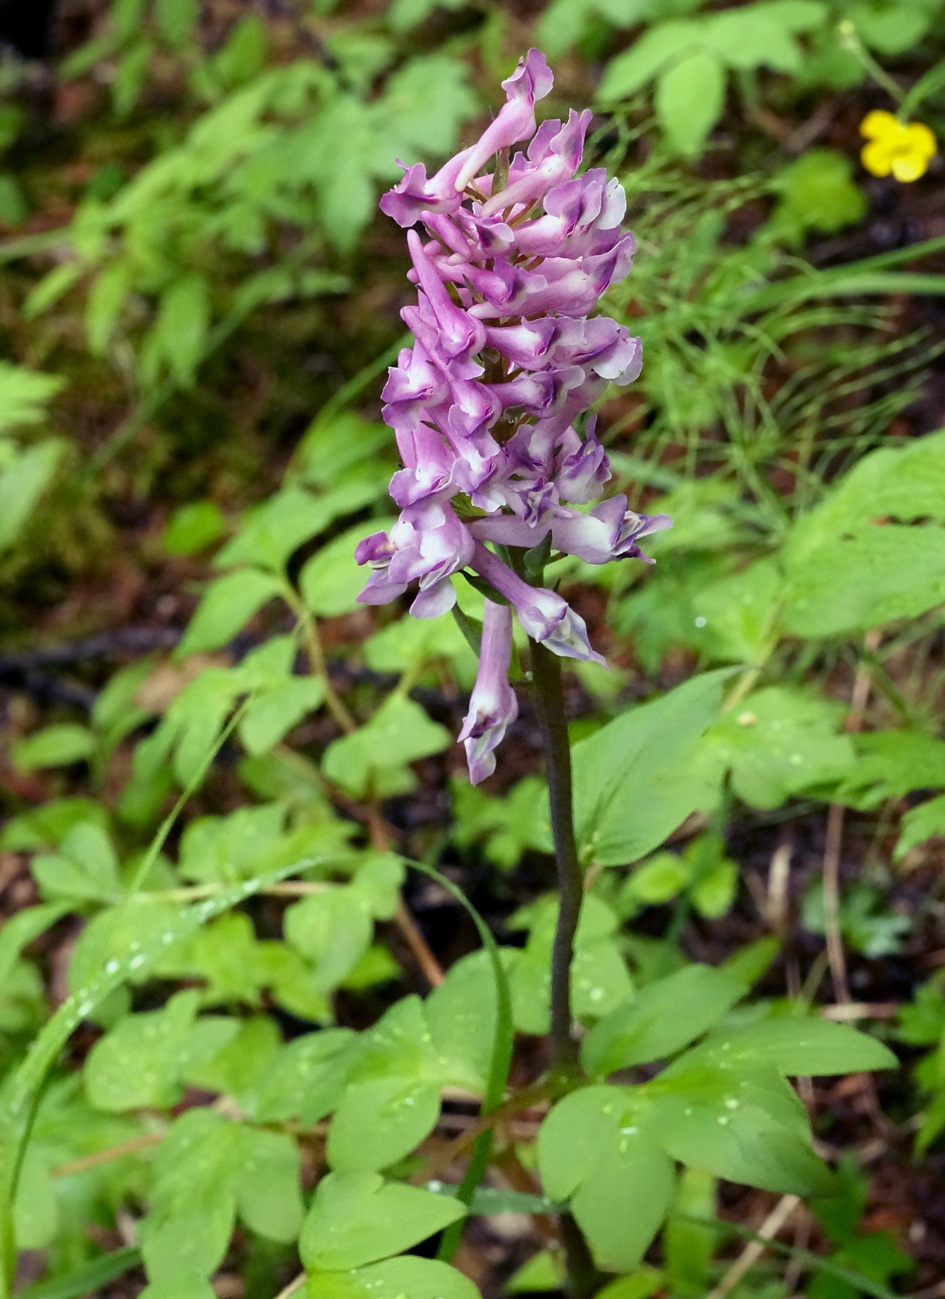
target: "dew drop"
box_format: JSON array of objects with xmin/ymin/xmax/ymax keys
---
[
  {"xmin": 694, "ymin": 616, "xmax": 707, "ymax": 628},
  {"xmin": 104, "ymin": 958, "xmax": 120, "ymax": 976}
]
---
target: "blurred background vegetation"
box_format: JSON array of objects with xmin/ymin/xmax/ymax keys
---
[{"xmin": 3, "ymin": 1, "xmax": 945, "ymax": 1297}]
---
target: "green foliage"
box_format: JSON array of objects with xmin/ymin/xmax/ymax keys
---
[{"xmin": 3, "ymin": 7, "xmax": 942, "ymax": 1298}]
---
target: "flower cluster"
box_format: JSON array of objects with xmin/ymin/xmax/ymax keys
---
[
  {"xmin": 357, "ymin": 49, "xmax": 670, "ymax": 782},
  {"xmin": 860, "ymin": 109, "xmax": 937, "ymax": 182}
]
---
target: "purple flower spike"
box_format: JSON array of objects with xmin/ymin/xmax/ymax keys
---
[
  {"xmin": 458, "ymin": 600, "xmax": 518, "ymax": 784},
  {"xmin": 360, "ymin": 49, "xmax": 671, "ymax": 781}
]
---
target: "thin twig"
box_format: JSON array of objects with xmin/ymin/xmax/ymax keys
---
[
  {"xmin": 51, "ymin": 1132, "xmax": 165, "ymax": 1178},
  {"xmin": 705, "ymin": 1195, "xmax": 801, "ymax": 1299}
]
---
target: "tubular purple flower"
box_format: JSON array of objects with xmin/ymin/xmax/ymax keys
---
[
  {"xmin": 471, "ymin": 543, "xmax": 605, "ymax": 664},
  {"xmin": 453, "ymin": 50, "xmax": 554, "ymax": 194},
  {"xmin": 458, "ymin": 600, "xmax": 518, "ymax": 784}
]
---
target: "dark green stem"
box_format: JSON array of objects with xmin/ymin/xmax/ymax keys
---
[
  {"xmin": 528, "ymin": 640, "xmax": 601, "ymax": 1299},
  {"xmin": 529, "ymin": 639, "xmax": 583, "ymax": 1068}
]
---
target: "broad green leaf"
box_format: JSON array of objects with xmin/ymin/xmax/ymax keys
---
[
  {"xmin": 84, "ymin": 991, "xmax": 236, "ymax": 1111},
  {"xmin": 597, "ymin": 22, "xmax": 700, "ymax": 101},
  {"xmin": 572, "ymin": 1134, "xmax": 675, "ymax": 1271},
  {"xmin": 154, "ymin": 0, "xmax": 198, "ymax": 46},
  {"xmin": 704, "ymin": 7, "xmax": 804, "ymax": 70},
  {"xmin": 327, "ymin": 1075, "xmax": 442, "ymax": 1172},
  {"xmin": 707, "ymin": 686, "xmax": 854, "ymax": 810},
  {"xmin": 32, "ymin": 822, "xmax": 121, "ymax": 903},
  {"xmin": 322, "ymin": 695, "xmax": 451, "ymax": 799},
  {"xmin": 163, "ymin": 501, "xmax": 226, "ymax": 555},
  {"xmin": 581, "ymin": 965, "xmax": 745, "ymax": 1076},
  {"xmin": 770, "ymin": 151, "xmax": 866, "ymax": 242},
  {"xmin": 284, "ymin": 888, "xmax": 375, "ymax": 992},
  {"xmin": 177, "ymin": 568, "xmax": 280, "ymax": 655},
  {"xmin": 383, "ymin": 55, "xmax": 479, "ymax": 156},
  {"xmin": 233, "ymin": 1126, "xmax": 304, "ymax": 1241},
  {"xmin": 253, "ymin": 1029, "xmax": 357, "ymax": 1125},
  {"xmin": 149, "ymin": 273, "xmax": 209, "ymax": 384},
  {"xmin": 12, "ymin": 724, "xmax": 94, "ymax": 772},
  {"xmin": 690, "ymin": 559, "xmax": 781, "ymax": 663},
  {"xmin": 306, "ymin": 1257, "xmax": 480, "ymax": 1299},
  {"xmin": 14, "ymin": 1149, "xmax": 58, "ymax": 1249},
  {"xmin": 571, "ymin": 670, "xmax": 728, "ymax": 866},
  {"xmin": 214, "ymin": 488, "xmax": 325, "ymax": 571},
  {"xmin": 644, "ymin": 1067, "xmax": 830, "ymax": 1193},
  {"xmin": 299, "ymin": 1171, "xmax": 465, "ymax": 1271},
  {"xmin": 538, "ymin": 1085, "xmax": 626, "ymax": 1201},
  {"xmin": 0, "ymin": 439, "xmax": 64, "ymax": 552},
  {"xmin": 692, "ymin": 1016, "xmax": 898, "ymax": 1076},
  {"xmin": 784, "ymin": 524, "xmax": 945, "ymax": 637},
  {"xmin": 655, "ymin": 49, "xmax": 726, "ymax": 156},
  {"xmin": 425, "ymin": 952, "xmax": 502, "ymax": 1093},
  {"xmin": 538, "ymin": 1086, "xmax": 674, "ymax": 1270},
  {"xmin": 896, "ymin": 793, "xmax": 945, "ymax": 862}
]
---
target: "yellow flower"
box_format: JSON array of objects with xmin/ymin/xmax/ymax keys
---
[{"xmin": 860, "ymin": 109, "xmax": 937, "ymax": 182}]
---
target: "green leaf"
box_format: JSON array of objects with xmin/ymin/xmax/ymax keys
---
[
  {"xmin": 300, "ymin": 521, "xmax": 394, "ymax": 616},
  {"xmin": 571, "ymin": 670, "xmax": 728, "ymax": 866},
  {"xmin": 12, "ymin": 724, "xmax": 95, "ymax": 772},
  {"xmin": 299, "ymin": 1171, "xmax": 465, "ymax": 1271},
  {"xmin": 771, "ymin": 151, "xmax": 866, "ymax": 242},
  {"xmin": 597, "ymin": 22, "xmax": 700, "ymax": 101},
  {"xmin": 0, "ymin": 362, "xmax": 64, "ymax": 433},
  {"xmin": 581, "ymin": 965, "xmax": 746, "ymax": 1076},
  {"xmin": 322, "ymin": 695, "xmax": 451, "ymax": 798},
  {"xmin": 691, "ymin": 1016, "xmax": 899, "ymax": 1076},
  {"xmin": 215, "ymin": 488, "xmax": 326, "ymax": 571},
  {"xmin": 707, "ymin": 686, "xmax": 855, "ymax": 810},
  {"xmin": 306, "ymin": 1257, "xmax": 480, "ymax": 1299},
  {"xmin": 84, "ymin": 990, "xmax": 236, "ymax": 1111},
  {"xmin": 645, "ymin": 1067, "xmax": 830, "ymax": 1193},
  {"xmin": 704, "ymin": 7, "xmax": 804, "ymax": 70},
  {"xmin": 32, "ymin": 822, "xmax": 121, "ymax": 902},
  {"xmin": 572, "ymin": 1134, "xmax": 675, "ymax": 1271},
  {"xmin": 327, "ymin": 1076, "xmax": 442, "ymax": 1172},
  {"xmin": 234, "ymin": 1126, "xmax": 304, "ymax": 1242},
  {"xmin": 148, "ymin": 274, "xmax": 210, "ymax": 385},
  {"xmin": 655, "ymin": 49, "xmax": 726, "ymax": 155},
  {"xmin": 154, "ymin": 0, "xmax": 198, "ymax": 46},
  {"xmin": 0, "ymin": 439, "xmax": 64, "ymax": 553},
  {"xmin": 163, "ymin": 501, "xmax": 226, "ymax": 555},
  {"xmin": 538, "ymin": 1085, "xmax": 629, "ymax": 1201},
  {"xmin": 177, "ymin": 568, "xmax": 280, "ymax": 656},
  {"xmin": 538, "ymin": 1087, "xmax": 674, "ymax": 1270},
  {"xmin": 783, "ymin": 430, "xmax": 945, "ymax": 635},
  {"xmin": 896, "ymin": 793, "xmax": 945, "ymax": 862}
]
